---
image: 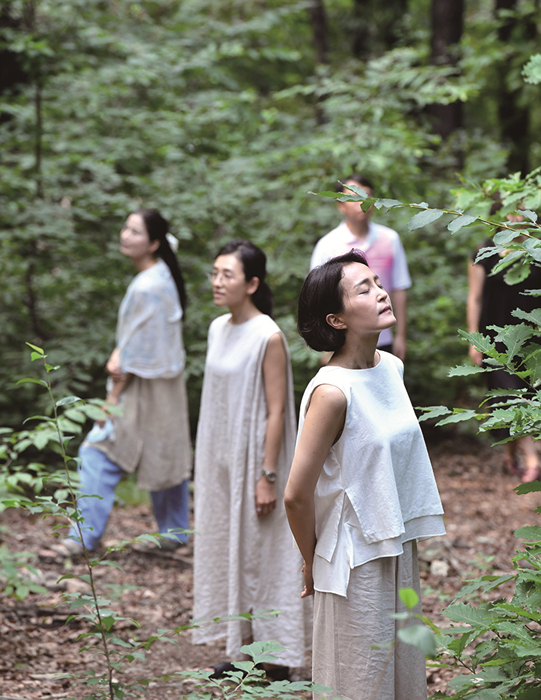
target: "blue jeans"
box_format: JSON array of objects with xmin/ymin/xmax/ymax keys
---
[{"xmin": 68, "ymin": 445, "xmax": 189, "ymax": 550}]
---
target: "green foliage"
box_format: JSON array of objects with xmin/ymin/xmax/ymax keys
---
[
  {"xmin": 1, "ymin": 3, "xmax": 541, "ymax": 689},
  {"xmin": 1, "ymin": 0, "xmax": 527, "ymax": 430},
  {"xmin": 523, "ymin": 53, "xmax": 541, "ymax": 85},
  {"xmin": 322, "ymin": 164, "xmax": 541, "ymax": 439},
  {"xmin": 433, "ymin": 484, "xmax": 541, "ymax": 699},
  {"xmin": 341, "ymin": 136, "xmax": 541, "ymax": 698},
  {"xmin": 0, "ymin": 543, "xmax": 47, "ymax": 600},
  {"xmin": 0, "ymin": 346, "xmax": 346, "ymax": 698},
  {"xmin": 0, "ymin": 347, "xmax": 177, "ymax": 698},
  {"xmin": 173, "ymin": 641, "xmax": 336, "ymax": 699}
]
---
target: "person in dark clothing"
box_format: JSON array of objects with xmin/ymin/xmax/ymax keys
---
[{"xmin": 467, "ymin": 211, "xmax": 541, "ymax": 482}]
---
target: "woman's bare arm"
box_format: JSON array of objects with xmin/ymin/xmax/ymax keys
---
[
  {"xmin": 256, "ymin": 332, "xmax": 288, "ymax": 517},
  {"xmin": 106, "ymin": 373, "xmax": 132, "ymax": 404},
  {"xmin": 467, "ymin": 262, "xmax": 486, "ymax": 366},
  {"xmin": 284, "ymin": 384, "xmax": 346, "ymax": 597},
  {"xmin": 96, "ymin": 347, "xmax": 132, "ymax": 426}
]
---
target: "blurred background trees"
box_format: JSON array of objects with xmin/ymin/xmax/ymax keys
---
[{"xmin": 1, "ymin": 0, "xmax": 540, "ymax": 434}]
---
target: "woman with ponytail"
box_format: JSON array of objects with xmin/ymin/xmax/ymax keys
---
[
  {"xmin": 193, "ymin": 240, "xmax": 309, "ymax": 678},
  {"xmin": 53, "ymin": 209, "xmax": 192, "ymax": 556}
]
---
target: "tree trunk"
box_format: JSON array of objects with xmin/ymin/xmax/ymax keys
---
[
  {"xmin": 308, "ymin": 0, "xmax": 329, "ymax": 124},
  {"xmin": 352, "ymin": 0, "xmax": 408, "ymax": 58},
  {"xmin": 309, "ymin": 0, "xmax": 328, "ymax": 65},
  {"xmin": 0, "ymin": 5, "xmax": 28, "ymax": 100},
  {"xmin": 430, "ymin": 0, "xmax": 464, "ymax": 139},
  {"xmin": 495, "ymin": 0, "xmax": 535, "ymax": 175}
]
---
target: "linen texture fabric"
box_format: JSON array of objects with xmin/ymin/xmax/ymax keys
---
[
  {"xmin": 313, "ymin": 541, "xmax": 426, "ymax": 700},
  {"xmin": 298, "ymin": 353, "xmax": 445, "ymax": 597},
  {"xmin": 193, "ymin": 313, "xmax": 310, "ymax": 667}
]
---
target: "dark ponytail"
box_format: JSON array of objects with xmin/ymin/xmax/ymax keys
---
[
  {"xmin": 136, "ymin": 209, "xmax": 188, "ymax": 313},
  {"xmin": 216, "ymin": 240, "xmax": 274, "ymax": 317}
]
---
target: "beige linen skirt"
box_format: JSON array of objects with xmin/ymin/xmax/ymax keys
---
[
  {"xmin": 93, "ymin": 372, "xmax": 192, "ymax": 491},
  {"xmin": 312, "ymin": 540, "xmax": 426, "ymax": 700}
]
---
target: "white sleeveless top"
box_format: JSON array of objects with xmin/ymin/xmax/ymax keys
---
[{"xmin": 298, "ymin": 351, "xmax": 445, "ymax": 597}]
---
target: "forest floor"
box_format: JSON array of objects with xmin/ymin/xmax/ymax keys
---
[{"xmin": 1, "ymin": 435, "xmax": 540, "ymax": 699}]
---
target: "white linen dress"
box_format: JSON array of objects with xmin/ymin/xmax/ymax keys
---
[{"xmin": 193, "ymin": 313, "xmax": 310, "ymax": 667}]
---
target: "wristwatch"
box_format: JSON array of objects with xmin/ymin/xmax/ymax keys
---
[{"xmin": 262, "ymin": 469, "xmax": 277, "ymax": 483}]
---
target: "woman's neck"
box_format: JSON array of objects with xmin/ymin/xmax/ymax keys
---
[
  {"xmin": 328, "ymin": 334, "xmax": 380, "ymax": 370},
  {"xmin": 132, "ymin": 255, "xmax": 158, "ymax": 273},
  {"xmin": 229, "ymin": 298, "xmax": 262, "ymax": 325}
]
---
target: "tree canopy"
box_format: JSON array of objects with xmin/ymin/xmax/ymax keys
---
[{"xmin": 1, "ymin": 0, "xmax": 541, "ymax": 430}]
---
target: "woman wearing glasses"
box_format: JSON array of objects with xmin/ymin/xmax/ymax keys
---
[{"xmin": 192, "ymin": 240, "xmax": 308, "ymax": 678}]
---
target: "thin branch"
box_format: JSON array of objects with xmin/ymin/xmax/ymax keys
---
[{"xmin": 45, "ymin": 361, "xmax": 116, "ymax": 699}]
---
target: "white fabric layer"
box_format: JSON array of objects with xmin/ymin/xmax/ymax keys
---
[
  {"xmin": 193, "ymin": 313, "xmax": 310, "ymax": 666},
  {"xmin": 310, "ymin": 221, "xmax": 411, "ymax": 346},
  {"xmin": 298, "ymin": 352, "xmax": 445, "ymax": 597},
  {"xmin": 313, "ymin": 541, "xmax": 427, "ymax": 700},
  {"xmin": 117, "ymin": 258, "xmax": 185, "ymax": 378}
]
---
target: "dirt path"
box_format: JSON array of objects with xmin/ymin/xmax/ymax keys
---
[{"xmin": 1, "ymin": 437, "xmax": 540, "ymax": 698}]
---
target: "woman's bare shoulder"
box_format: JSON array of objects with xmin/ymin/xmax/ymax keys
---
[{"xmin": 310, "ymin": 382, "xmax": 347, "ymax": 409}]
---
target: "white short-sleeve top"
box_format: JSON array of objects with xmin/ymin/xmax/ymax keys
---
[{"xmin": 298, "ymin": 352, "xmax": 445, "ymax": 597}]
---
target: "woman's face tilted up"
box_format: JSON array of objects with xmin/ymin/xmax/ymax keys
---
[
  {"xmin": 120, "ymin": 213, "xmax": 159, "ymax": 267},
  {"xmin": 329, "ymin": 262, "xmax": 396, "ymax": 338},
  {"xmin": 210, "ymin": 253, "xmax": 258, "ymax": 310}
]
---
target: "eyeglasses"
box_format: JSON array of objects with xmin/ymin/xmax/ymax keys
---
[{"xmin": 207, "ymin": 271, "xmax": 238, "ymax": 284}]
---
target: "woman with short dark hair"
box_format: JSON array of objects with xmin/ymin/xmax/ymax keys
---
[{"xmin": 285, "ymin": 250, "xmax": 444, "ymax": 700}]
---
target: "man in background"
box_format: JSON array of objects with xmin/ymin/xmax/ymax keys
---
[{"xmin": 310, "ymin": 174, "xmax": 410, "ymax": 360}]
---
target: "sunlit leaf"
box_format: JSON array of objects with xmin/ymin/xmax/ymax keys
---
[
  {"xmin": 523, "ymin": 53, "xmax": 541, "ymax": 84},
  {"xmin": 398, "ymin": 625, "xmax": 436, "ymax": 656},
  {"xmin": 26, "ymin": 343, "xmax": 44, "ymax": 355},
  {"xmin": 504, "ymin": 260, "xmax": 531, "ymax": 285},
  {"xmin": 417, "ymin": 405, "xmax": 451, "ymax": 422},
  {"xmin": 56, "ymin": 396, "xmax": 82, "ymax": 407},
  {"xmin": 374, "ymin": 198, "xmax": 403, "ymax": 210},
  {"xmin": 407, "ymin": 209, "xmax": 444, "ymax": 231},
  {"xmin": 448, "ymin": 214, "xmax": 477, "ymax": 233},
  {"xmin": 515, "ymin": 526, "xmax": 541, "ymax": 540},
  {"xmin": 436, "ymin": 409, "xmax": 478, "ymax": 425},
  {"xmin": 399, "ymin": 587, "xmax": 419, "ymax": 610},
  {"xmin": 457, "ymin": 330, "xmax": 495, "ymax": 355},
  {"xmin": 448, "ymin": 365, "xmax": 486, "ymax": 376},
  {"xmin": 16, "ymin": 378, "xmax": 47, "ymax": 387},
  {"xmin": 495, "ymin": 323, "xmax": 534, "ymax": 358},
  {"xmin": 521, "ymin": 209, "xmax": 538, "ymax": 223},
  {"xmin": 492, "ymin": 250, "xmax": 523, "ymax": 275},
  {"xmin": 494, "ymin": 229, "xmax": 520, "ymax": 246},
  {"xmin": 339, "ymin": 182, "xmax": 370, "ymax": 198},
  {"xmin": 512, "ymin": 308, "xmax": 541, "ymax": 326}
]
